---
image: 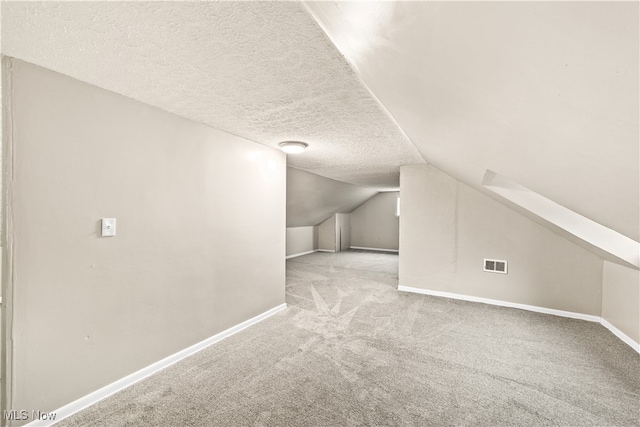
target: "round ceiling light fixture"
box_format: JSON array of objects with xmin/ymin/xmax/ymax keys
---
[{"xmin": 278, "ymin": 141, "xmax": 308, "ymax": 154}]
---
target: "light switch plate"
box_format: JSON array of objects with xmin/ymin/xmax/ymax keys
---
[{"xmin": 101, "ymin": 218, "xmax": 116, "ymax": 237}]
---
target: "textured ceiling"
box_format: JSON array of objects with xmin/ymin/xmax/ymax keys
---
[
  {"xmin": 307, "ymin": 1, "xmax": 639, "ymax": 242},
  {"xmin": 1, "ymin": 1, "xmax": 424, "ymax": 189},
  {"xmin": 3, "ymin": 1, "xmax": 638, "ymax": 243}
]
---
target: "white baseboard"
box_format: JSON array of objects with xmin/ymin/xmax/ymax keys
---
[
  {"xmin": 285, "ymin": 249, "xmax": 318, "ymax": 259},
  {"xmin": 317, "ymin": 249, "xmax": 335, "ymax": 253},
  {"xmin": 397, "ymin": 285, "xmax": 600, "ymax": 322},
  {"xmin": 600, "ymin": 318, "xmax": 640, "ymax": 354},
  {"xmin": 398, "ymin": 285, "xmax": 640, "ymax": 354},
  {"xmin": 350, "ymin": 246, "xmax": 399, "ymax": 253},
  {"xmin": 30, "ymin": 303, "xmax": 287, "ymax": 427},
  {"xmin": 23, "ymin": 286, "xmax": 640, "ymax": 427}
]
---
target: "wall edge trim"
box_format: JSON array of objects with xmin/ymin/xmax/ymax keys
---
[
  {"xmin": 317, "ymin": 249, "xmax": 336, "ymax": 253},
  {"xmin": 600, "ymin": 318, "xmax": 640, "ymax": 354},
  {"xmin": 29, "ymin": 303, "xmax": 288, "ymax": 427},
  {"xmin": 350, "ymin": 246, "xmax": 399, "ymax": 253},
  {"xmin": 397, "ymin": 285, "xmax": 600, "ymax": 322},
  {"xmin": 398, "ymin": 285, "xmax": 640, "ymax": 353},
  {"xmin": 285, "ymin": 250, "xmax": 319, "ymax": 259}
]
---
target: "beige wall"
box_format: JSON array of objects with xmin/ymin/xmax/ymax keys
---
[
  {"xmin": 318, "ymin": 215, "xmax": 336, "ymax": 251},
  {"xmin": 313, "ymin": 213, "xmax": 350, "ymax": 253},
  {"xmin": 286, "ymin": 226, "xmax": 318, "ymax": 257},
  {"xmin": 335, "ymin": 213, "xmax": 350, "ymax": 252},
  {"xmin": 1, "ymin": 58, "xmax": 8, "ymax": 423},
  {"xmin": 602, "ymin": 261, "xmax": 640, "ymax": 344},
  {"xmin": 351, "ymin": 191, "xmax": 399, "ymax": 251},
  {"xmin": 400, "ymin": 164, "xmax": 603, "ymax": 315},
  {"xmin": 399, "ymin": 167, "xmax": 456, "ymax": 288},
  {"xmin": 286, "ymin": 167, "xmax": 377, "ymax": 227},
  {"xmin": 3, "ymin": 59, "xmax": 286, "ymax": 418},
  {"xmin": 456, "ymin": 182, "xmax": 602, "ymax": 314}
]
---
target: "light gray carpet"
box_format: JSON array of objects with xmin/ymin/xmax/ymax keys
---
[
  {"xmin": 289, "ymin": 250, "xmax": 399, "ymax": 275},
  {"xmin": 59, "ymin": 251, "xmax": 639, "ymax": 426}
]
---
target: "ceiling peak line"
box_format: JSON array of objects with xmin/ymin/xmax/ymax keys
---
[{"xmin": 300, "ymin": 1, "xmax": 426, "ymax": 167}]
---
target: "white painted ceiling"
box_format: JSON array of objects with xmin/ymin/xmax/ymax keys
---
[
  {"xmin": 306, "ymin": 1, "xmax": 639, "ymax": 242},
  {"xmin": 0, "ymin": 1, "xmax": 424, "ymax": 189},
  {"xmin": 2, "ymin": 1, "xmax": 638, "ymax": 242}
]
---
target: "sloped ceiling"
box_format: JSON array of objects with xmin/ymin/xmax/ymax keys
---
[
  {"xmin": 2, "ymin": 1, "xmax": 638, "ymax": 244},
  {"xmin": 287, "ymin": 167, "xmax": 377, "ymax": 227},
  {"xmin": 1, "ymin": 1, "xmax": 424, "ymax": 189},
  {"xmin": 306, "ymin": 1, "xmax": 639, "ymax": 242}
]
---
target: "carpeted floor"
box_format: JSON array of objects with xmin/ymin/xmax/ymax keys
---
[{"xmin": 59, "ymin": 251, "xmax": 639, "ymax": 426}]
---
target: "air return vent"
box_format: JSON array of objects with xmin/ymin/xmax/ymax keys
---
[{"xmin": 484, "ymin": 259, "xmax": 508, "ymax": 274}]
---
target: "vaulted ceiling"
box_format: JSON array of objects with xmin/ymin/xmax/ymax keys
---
[
  {"xmin": 1, "ymin": 1, "xmax": 423, "ymax": 189},
  {"xmin": 287, "ymin": 167, "xmax": 377, "ymax": 227},
  {"xmin": 2, "ymin": 1, "xmax": 638, "ymax": 242},
  {"xmin": 305, "ymin": 1, "xmax": 639, "ymax": 242}
]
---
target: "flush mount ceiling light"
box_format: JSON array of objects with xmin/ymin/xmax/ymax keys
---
[{"xmin": 279, "ymin": 141, "xmax": 308, "ymax": 154}]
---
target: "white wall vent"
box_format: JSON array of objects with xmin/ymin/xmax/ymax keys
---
[{"xmin": 484, "ymin": 259, "xmax": 508, "ymax": 274}]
